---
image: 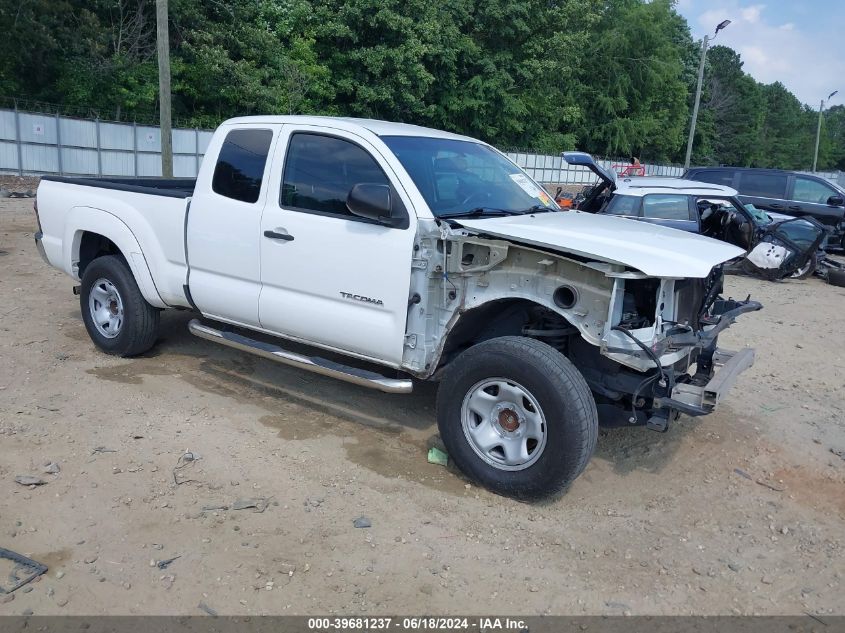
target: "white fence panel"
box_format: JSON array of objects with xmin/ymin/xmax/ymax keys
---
[
  {"xmin": 0, "ymin": 110, "xmax": 16, "ymax": 141},
  {"xmin": 173, "ymin": 128, "xmax": 196, "ymax": 154},
  {"xmin": 136, "ymin": 126, "xmax": 161, "ymax": 153},
  {"xmin": 61, "ymin": 147, "xmax": 99, "ymax": 174},
  {"xmin": 19, "ymin": 112, "xmax": 57, "ymax": 144},
  {"xmin": 174, "ymin": 154, "xmax": 197, "ymax": 177},
  {"xmin": 0, "ymin": 140, "xmax": 18, "ymax": 170},
  {"xmin": 100, "ymin": 122, "xmax": 134, "ymax": 151},
  {"xmin": 21, "ymin": 143, "xmax": 58, "ymax": 173},
  {"xmin": 60, "ymin": 117, "xmax": 96, "ymax": 148},
  {"xmin": 137, "ymin": 152, "xmax": 167, "ymax": 177},
  {"xmin": 198, "ymin": 131, "xmax": 213, "ymax": 154},
  {"xmin": 101, "ymin": 150, "xmax": 135, "ymax": 176}
]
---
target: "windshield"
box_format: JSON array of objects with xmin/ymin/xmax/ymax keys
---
[{"xmin": 381, "ymin": 136, "xmax": 557, "ymax": 217}]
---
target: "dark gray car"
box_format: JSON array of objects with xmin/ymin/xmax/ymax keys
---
[{"xmin": 683, "ymin": 167, "xmax": 845, "ymax": 250}]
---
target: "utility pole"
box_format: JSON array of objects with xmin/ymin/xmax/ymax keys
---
[
  {"xmin": 156, "ymin": 0, "xmax": 173, "ymax": 178},
  {"xmin": 683, "ymin": 19, "xmax": 731, "ymax": 170},
  {"xmin": 813, "ymin": 90, "xmax": 838, "ymax": 172}
]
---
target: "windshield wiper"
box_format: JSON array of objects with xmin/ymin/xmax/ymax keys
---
[
  {"xmin": 521, "ymin": 204, "xmax": 557, "ymax": 214},
  {"xmin": 438, "ymin": 207, "xmax": 525, "ymax": 219}
]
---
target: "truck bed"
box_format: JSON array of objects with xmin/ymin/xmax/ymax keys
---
[
  {"xmin": 41, "ymin": 176, "xmax": 196, "ymax": 198},
  {"xmin": 36, "ymin": 176, "xmax": 194, "ymax": 309}
]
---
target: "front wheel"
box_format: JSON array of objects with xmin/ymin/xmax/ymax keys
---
[
  {"xmin": 436, "ymin": 336, "xmax": 598, "ymax": 500},
  {"xmin": 79, "ymin": 255, "xmax": 160, "ymax": 356}
]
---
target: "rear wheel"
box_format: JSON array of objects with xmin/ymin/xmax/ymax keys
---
[
  {"xmin": 80, "ymin": 255, "xmax": 160, "ymax": 356},
  {"xmin": 436, "ymin": 336, "xmax": 598, "ymax": 500}
]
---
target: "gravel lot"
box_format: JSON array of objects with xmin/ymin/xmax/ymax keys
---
[{"xmin": 1, "ymin": 196, "xmax": 843, "ymax": 616}]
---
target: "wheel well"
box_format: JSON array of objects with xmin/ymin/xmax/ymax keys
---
[
  {"xmin": 438, "ymin": 299, "xmax": 574, "ymax": 370},
  {"xmin": 78, "ymin": 232, "xmax": 122, "ymax": 276}
]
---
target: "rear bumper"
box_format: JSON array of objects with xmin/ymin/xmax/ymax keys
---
[
  {"xmin": 658, "ymin": 347, "xmax": 755, "ymax": 416},
  {"xmin": 34, "ymin": 231, "xmax": 49, "ymax": 265}
]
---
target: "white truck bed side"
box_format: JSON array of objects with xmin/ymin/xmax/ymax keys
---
[{"xmin": 36, "ymin": 179, "xmax": 192, "ymax": 308}]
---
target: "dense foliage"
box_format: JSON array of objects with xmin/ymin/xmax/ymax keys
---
[{"xmin": 0, "ymin": 0, "xmax": 840, "ymax": 169}]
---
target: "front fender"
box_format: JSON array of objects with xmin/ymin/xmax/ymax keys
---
[{"xmin": 64, "ymin": 206, "xmax": 166, "ymax": 308}]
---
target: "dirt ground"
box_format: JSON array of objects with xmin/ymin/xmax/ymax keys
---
[{"xmin": 1, "ymin": 196, "xmax": 843, "ymax": 617}]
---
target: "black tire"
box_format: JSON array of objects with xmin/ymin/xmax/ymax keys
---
[
  {"xmin": 789, "ymin": 253, "xmax": 817, "ymax": 280},
  {"xmin": 79, "ymin": 255, "xmax": 160, "ymax": 356},
  {"xmin": 828, "ymin": 268, "xmax": 845, "ymax": 288},
  {"xmin": 436, "ymin": 336, "xmax": 598, "ymax": 500}
]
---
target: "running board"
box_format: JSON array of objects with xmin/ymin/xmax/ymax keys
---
[{"xmin": 188, "ymin": 319, "xmax": 413, "ymax": 394}]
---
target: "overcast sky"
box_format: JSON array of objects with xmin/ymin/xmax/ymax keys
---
[{"xmin": 676, "ymin": 0, "xmax": 844, "ymax": 109}]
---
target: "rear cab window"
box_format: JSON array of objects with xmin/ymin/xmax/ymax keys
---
[{"xmin": 212, "ymin": 128, "xmax": 274, "ymax": 203}]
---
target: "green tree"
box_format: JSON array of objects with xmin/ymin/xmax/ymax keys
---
[
  {"xmin": 171, "ymin": 0, "xmax": 330, "ymax": 126},
  {"xmin": 0, "ymin": 0, "xmax": 159, "ymax": 119},
  {"xmin": 574, "ymin": 0, "xmax": 691, "ymax": 161},
  {"xmin": 1, "ymin": 0, "xmax": 837, "ymax": 168},
  {"xmin": 820, "ymin": 105, "xmax": 845, "ymax": 170},
  {"xmin": 755, "ymin": 82, "xmax": 814, "ymax": 169},
  {"xmin": 695, "ymin": 45, "xmax": 764, "ymax": 166}
]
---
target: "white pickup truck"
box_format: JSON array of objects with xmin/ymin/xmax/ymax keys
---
[{"xmin": 34, "ymin": 116, "xmax": 761, "ymax": 499}]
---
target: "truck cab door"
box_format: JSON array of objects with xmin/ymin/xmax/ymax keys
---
[
  {"xmin": 186, "ymin": 124, "xmax": 281, "ymax": 327},
  {"xmin": 257, "ymin": 127, "xmax": 417, "ymax": 366}
]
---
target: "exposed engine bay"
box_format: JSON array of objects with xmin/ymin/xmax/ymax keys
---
[{"xmin": 402, "ymin": 221, "xmax": 761, "ymax": 433}]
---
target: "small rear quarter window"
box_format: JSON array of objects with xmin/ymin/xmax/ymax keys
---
[{"xmin": 212, "ymin": 129, "xmax": 274, "ymax": 203}]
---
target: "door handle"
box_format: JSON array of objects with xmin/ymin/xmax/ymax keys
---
[
  {"xmin": 264, "ymin": 230, "xmax": 294, "ymax": 241},
  {"xmin": 788, "ymin": 205, "xmax": 801, "ymax": 211},
  {"xmin": 769, "ymin": 203, "xmax": 783, "ymax": 209}
]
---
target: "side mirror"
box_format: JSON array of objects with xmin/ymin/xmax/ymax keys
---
[
  {"xmin": 346, "ymin": 183, "xmax": 397, "ymax": 225},
  {"xmin": 827, "ymin": 195, "xmax": 844, "ymax": 206}
]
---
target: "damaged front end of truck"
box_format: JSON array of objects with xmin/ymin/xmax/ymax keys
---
[
  {"xmin": 403, "ymin": 212, "xmax": 762, "ymax": 434},
  {"xmin": 589, "ymin": 267, "xmax": 761, "ymax": 431}
]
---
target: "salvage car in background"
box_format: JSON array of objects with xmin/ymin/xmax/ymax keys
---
[
  {"xmin": 683, "ymin": 166, "xmax": 845, "ymax": 252},
  {"xmin": 565, "ymin": 152, "xmax": 827, "ymax": 281}
]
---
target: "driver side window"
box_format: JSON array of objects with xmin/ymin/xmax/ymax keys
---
[{"xmin": 281, "ymin": 133, "xmax": 390, "ymax": 217}]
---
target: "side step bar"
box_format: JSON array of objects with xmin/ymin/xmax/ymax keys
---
[{"xmin": 188, "ymin": 319, "xmax": 413, "ymax": 394}]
